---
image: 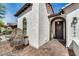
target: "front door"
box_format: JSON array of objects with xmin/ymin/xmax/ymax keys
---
[{"xmin": 55, "ymin": 21, "xmax": 63, "ymax": 39}]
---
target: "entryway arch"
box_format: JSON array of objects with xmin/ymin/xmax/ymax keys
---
[{"xmin": 50, "ymin": 17, "xmax": 66, "ymax": 42}]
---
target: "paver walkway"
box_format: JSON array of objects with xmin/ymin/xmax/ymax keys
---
[{"xmin": 0, "ymin": 39, "xmax": 69, "ymax": 56}]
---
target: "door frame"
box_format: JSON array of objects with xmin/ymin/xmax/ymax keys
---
[
  {"xmin": 55, "ymin": 21, "xmax": 63, "ymax": 39},
  {"xmin": 50, "ymin": 17, "xmax": 66, "ymax": 41}
]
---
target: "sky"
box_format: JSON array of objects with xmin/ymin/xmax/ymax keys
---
[
  {"xmin": 2, "ymin": 3, "xmax": 24, "ymax": 24},
  {"xmin": 1, "ymin": 3, "xmax": 67, "ymax": 24},
  {"xmin": 51, "ymin": 3, "xmax": 67, "ymax": 13}
]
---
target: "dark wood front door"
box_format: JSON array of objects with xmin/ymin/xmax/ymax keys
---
[{"xmin": 55, "ymin": 21, "xmax": 63, "ymax": 39}]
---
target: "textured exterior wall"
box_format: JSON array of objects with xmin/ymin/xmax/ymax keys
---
[
  {"xmin": 66, "ymin": 9, "xmax": 79, "ymax": 47},
  {"xmin": 39, "ymin": 3, "xmax": 50, "ymax": 46},
  {"xmin": 73, "ymin": 41, "xmax": 79, "ymax": 56},
  {"xmin": 17, "ymin": 3, "xmax": 50, "ymax": 49},
  {"xmin": 66, "ymin": 9, "xmax": 79, "ymax": 55},
  {"xmin": 17, "ymin": 3, "xmax": 39, "ymax": 48}
]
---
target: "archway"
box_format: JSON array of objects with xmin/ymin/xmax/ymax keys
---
[{"xmin": 50, "ymin": 17, "xmax": 66, "ymax": 43}]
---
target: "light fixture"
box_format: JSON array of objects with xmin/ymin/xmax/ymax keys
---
[{"xmin": 57, "ymin": 22, "xmax": 60, "ymax": 24}]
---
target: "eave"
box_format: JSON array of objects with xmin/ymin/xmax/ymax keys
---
[{"xmin": 15, "ymin": 3, "xmax": 32, "ymax": 17}]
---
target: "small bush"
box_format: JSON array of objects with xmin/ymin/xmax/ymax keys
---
[{"xmin": 3, "ymin": 29, "xmax": 12, "ymax": 35}]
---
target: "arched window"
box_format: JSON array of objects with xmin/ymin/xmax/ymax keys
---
[{"xmin": 23, "ymin": 17, "xmax": 27, "ymax": 35}]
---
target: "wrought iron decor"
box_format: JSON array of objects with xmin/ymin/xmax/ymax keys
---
[{"xmin": 71, "ymin": 17, "xmax": 78, "ymax": 37}]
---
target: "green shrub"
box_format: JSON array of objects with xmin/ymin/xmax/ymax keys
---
[{"xmin": 3, "ymin": 29, "xmax": 12, "ymax": 35}]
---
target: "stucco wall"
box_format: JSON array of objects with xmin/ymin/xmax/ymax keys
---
[
  {"xmin": 39, "ymin": 3, "xmax": 50, "ymax": 46},
  {"xmin": 73, "ymin": 41, "xmax": 79, "ymax": 56},
  {"xmin": 17, "ymin": 3, "xmax": 50, "ymax": 49},
  {"xmin": 17, "ymin": 3, "xmax": 39, "ymax": 48},
  {"xmin": 66, "ymin": 9, "xmax": 79, "ymax": 55},
  {"xmin": 66, "ymin": 9, "xmax": 79, "ymax": 47}
]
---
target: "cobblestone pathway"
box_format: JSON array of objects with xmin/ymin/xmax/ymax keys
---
[{"xmin": 0, "ymin": 39, "xmax": 69, "ymax": 56}]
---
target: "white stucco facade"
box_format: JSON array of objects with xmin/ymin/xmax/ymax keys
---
[
  {"xmin": 49, "ymin": 4, "xmax": 79, "ymax": 55},
  {"xmin": 16, "ymin": 3, "xmax": 79, "ymax": 55},
  {"xmin": 66, "ymin": 9, "xmax": 79, "ymax": 47},
  {"xmin": 17, "ymin": 3, "xmax": 50, "ymax": 49},
  {"xmin": 39, "ymin": 4, "xmax": 50, "ymax": 47}
]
